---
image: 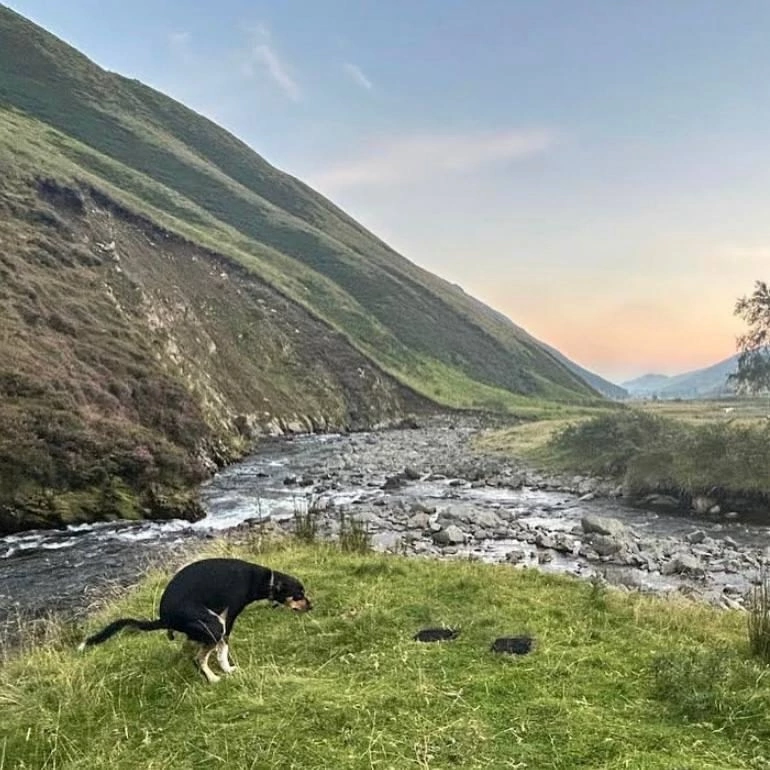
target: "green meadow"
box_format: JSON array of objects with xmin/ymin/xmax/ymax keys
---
[{"xmin": 2, "ymin": 541, "xmax": 769, "ymax": 769}]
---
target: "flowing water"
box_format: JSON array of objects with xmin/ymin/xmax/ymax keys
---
[{"xmin": 2, "ymin": 425, "xmax": 769, "ymax": 639}]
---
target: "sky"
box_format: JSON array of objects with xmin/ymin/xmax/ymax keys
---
[{"xmin": 7, "ymin": 0, "xmax": 770, "ymax": 383}]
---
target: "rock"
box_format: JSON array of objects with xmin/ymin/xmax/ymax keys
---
[
  {"xmin": 588, "ymin": 534, "xmax": 623, "ymax": 557},
  {"xmin": 407, "ymin": 513, "xmax": 431, "ymax": 531},
  {"xmin": 432, "ymin": 525, "xmax": 466, "ymax": 546},
  {"xmin": 692, "ymin": 496, "xmax": 716, "ymax": 515},
  {"xmin": 581, "ymin": 515, "xmax": 626, "ymax": 538},
  {"xmin": 661, "ymin": 553, "xmax": 703, "ymax": 577},
  {"xmin": 371, "ymin": 532, "xmax": 402, "ymax": 552},
  {"xmin": 505, "ymin": 548, "xmax": 527, "ymax": 564},
  {"xmin": 471, "ymin": 510, "xmax": 501, "ymax": 530},
  {"xmin": 685, "ymin": 530, "xmax": 706, "ymax": 545}
]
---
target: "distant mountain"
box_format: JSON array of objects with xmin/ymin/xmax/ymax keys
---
[
  {"xmin": 621, "ymin": 373, "xmax": 674, "ymax": 397},
  {"xmin": 622, "ymin": 355, "xmax": 739, "ymax": 399}
]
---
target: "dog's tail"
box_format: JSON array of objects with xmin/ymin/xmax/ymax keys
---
[{"xmin": 77, "ymin": 618, "xmax": 166, "ymax": 651}]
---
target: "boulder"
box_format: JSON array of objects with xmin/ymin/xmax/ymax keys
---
[
  {"xmin": 407, "ymin": 512, "xmax": 431, "ymax": 531},
  {"xmin": 371, "ymin": 532, "xmax": 402, "ymax": 552},
  {"xmin": 505, "ymin": 548, "xmax": 527, "ymax": 564},
  {"xmin": 432, "ymin": 525, "xmax": 466, "ymax": 546},
  {"xmin": 661, "ymin": 552, "xmax": 703, "ymax": 577},
  {"xmin": 581, "ymin": 515, "xmax": 626, "ymax": 538},
  {"xmin": 692, "ymin": 495, "xmax": 717, "ymax": 515},
  {"xmin": 588, "ymin": 534, "xmax": 623, "ymax": 557}
]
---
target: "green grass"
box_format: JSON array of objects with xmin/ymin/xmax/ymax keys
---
[
  {"xmin": 478, "ymin": 402, "xmax": 770, "ymax": 509},
  {"xmin": 2, "ymin": 542, "xmax": 769, "ymax": 769}
]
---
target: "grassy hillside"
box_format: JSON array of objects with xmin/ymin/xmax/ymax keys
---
[
  {"xmin": 0, "ymin": 4, "xmax": 598, "ymax": 407},
  {"xmin": 0, "ymin": 143, "xmax": 426, "ymax": 533},
  {"xmin": 2, "ymin": 543, "xmax": 768, "ymax": 769},
  {"xmin": 0, "ymin": 4, "xmax": 611, "ymax": 531}
]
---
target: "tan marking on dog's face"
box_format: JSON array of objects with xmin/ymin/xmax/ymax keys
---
[{"xmin": 285, "ymin": 597, "xmax": 312, "ymax": 612}]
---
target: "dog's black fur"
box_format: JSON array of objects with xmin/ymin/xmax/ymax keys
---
[{"xmin": 79, "ymin": 558, "xmax": 311, "ymax": 681}]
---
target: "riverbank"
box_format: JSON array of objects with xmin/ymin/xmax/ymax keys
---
[
  {"xmin": 3, "ymin": 414, "xmax": 770, "ymax": 650},
  {"xmin": 3, "ymin": 543, "xmax": 769, "ymax": 770}
]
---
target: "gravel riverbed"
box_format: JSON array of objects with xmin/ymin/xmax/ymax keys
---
[{"xmin": 3, "ymin": 415, "xmax": 769, "ymax": 646}]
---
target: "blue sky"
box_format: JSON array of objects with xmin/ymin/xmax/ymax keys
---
[{"xmin": 8, "ymin": 1, "xmax": 770, "ymax": 382}]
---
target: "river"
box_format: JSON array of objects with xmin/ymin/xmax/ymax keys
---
[{"xmin": 2, "ymin": 417, "xmax": 769, "ymax": 644}]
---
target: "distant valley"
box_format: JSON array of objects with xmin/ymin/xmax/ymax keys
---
[{"xmin": 621, "ymin": 354, "xmax": 739, "ymax": 400}]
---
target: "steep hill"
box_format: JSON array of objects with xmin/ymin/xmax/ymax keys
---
[
  {"xmin": 539, "ymin": 342, "xmax": 628, "ymax": 400},
  {"xmin": 0, "ymin": 5, "xmax": 602, "ymax": 532},
  {"xmin": 622, "ymin": 355, "xmax": 739, "ymax": 399}
]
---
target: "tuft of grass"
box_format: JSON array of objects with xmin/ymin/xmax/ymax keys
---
[
  {"xmin": 292, "ymin": 496, "xmax": 320, "ymax": 543},
  {"xmin": 748, "ymin": 568, "xmax": 770, "ymax": 664},
  {"xmin": 650, "ymin": 645, "xmax": 770, "ymax": 752},
  {"xmin": 337, "ymin": 510, "xmax": 371, "ymax": 553},
  {"xmin": 1, "ymin": 542, "xmax": 768, "ymax": 769}
]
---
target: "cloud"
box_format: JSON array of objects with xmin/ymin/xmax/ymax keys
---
[
  {"xmin": 168, "ymin": 31, "xmax": 193, "ymax": 63},
  {"xmin": 343, "ymin": 62, "xmax": 373, "ymax": 90},
  {"xmin": 240, "ymin": 24, "xmax": 301, "ymax": 102},
  {"xmin": 312, "ymin": 129, "xmax": 555, "ymax": 191}
]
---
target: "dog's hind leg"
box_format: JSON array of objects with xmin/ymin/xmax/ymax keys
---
[
  {"xmin": 195, "ymin": 645, "xmax": 220, "ymax": 683},
  {"xmin": 176, "ymin": 607, "xmax": 228, "ymax": 683},
  {"xmin": 216, "ymin": 638, "xmax": 236, "ymax": 674}
]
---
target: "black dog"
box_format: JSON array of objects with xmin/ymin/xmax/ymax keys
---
[{"xmin": 78, "ymin": 558, "xmax": 311, "ymax": 682}]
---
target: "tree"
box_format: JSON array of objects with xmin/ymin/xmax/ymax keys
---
[{"xmin": 731, "ymin": 281, "xmax": 770, "ymax": 394}]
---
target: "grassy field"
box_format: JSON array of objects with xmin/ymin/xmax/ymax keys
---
[
  {"xmin": 476, "ymin": 399, "xmax": 770, "ymax": 508},
  {"xmin": 637, "ymin": 398, "xmax": 770, "ymax": 425},
  {"xmin": 2, "ymin": 541, "xmax": 769, "ymax": 769}
]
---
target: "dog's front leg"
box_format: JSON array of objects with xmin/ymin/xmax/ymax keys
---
[{"xmin": 216, "ymin": 639, "xmax": 237, "ymax": 674}]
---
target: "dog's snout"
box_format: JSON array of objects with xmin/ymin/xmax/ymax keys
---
[{"xmin": 286, "ymin": 597, "xmax": 312, "ymax": 612}]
